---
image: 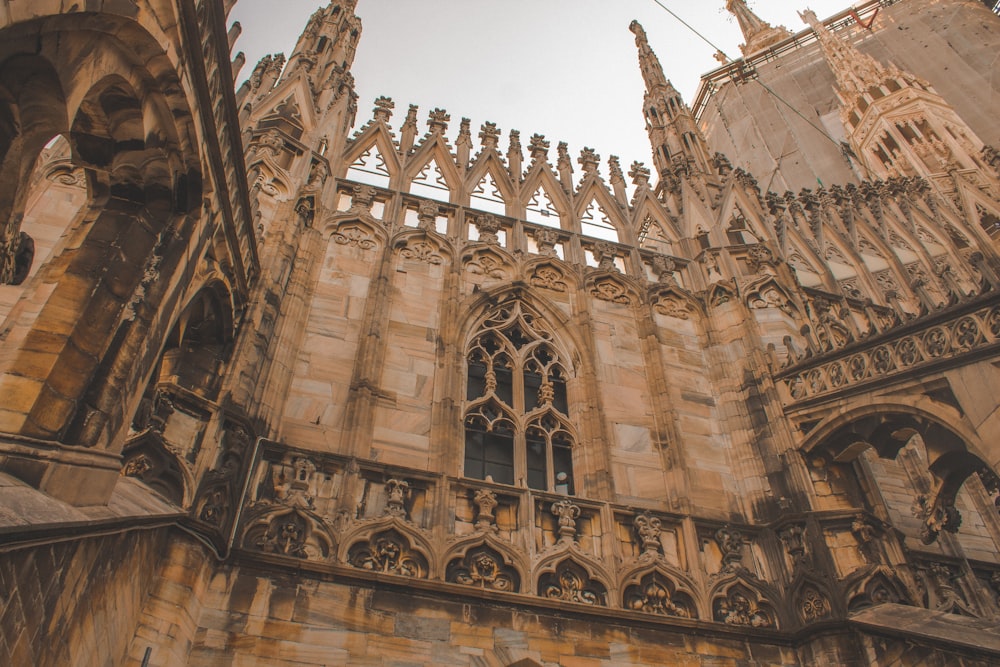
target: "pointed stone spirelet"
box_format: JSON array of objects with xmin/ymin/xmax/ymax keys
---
[
  {"xmin": 629, "ymin": 20, "xmax": 670, "ymax": 92},
  {"xmin": 372, "ymin": 96, "xmax": 394, "ymax": 123},
  {"xmin": 725, "ymin": 0, "xmax": 792, "ymax": 56},
  {"xmin": 479, "ymin": 121, "xmax": 501, "ymax": 149},
  {"xmin": 799, "ymin": 9, "xmax": 904, "ymax": 97},
  {"xmin": 427, "ymin": 107, "xmax": 450, "ymax": 134}
]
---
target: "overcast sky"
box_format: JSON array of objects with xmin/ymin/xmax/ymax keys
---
[{"xmin": 230, "ymin": 1, "xmax": 853, "ymax": 171}]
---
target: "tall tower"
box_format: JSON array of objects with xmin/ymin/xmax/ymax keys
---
[
  {"xmin": 725, "ymin": 0, "xmax": 792, "ymax": 56},
  {"xmin": 800, "ymin": 9, "xmax": 995, "ymax": 199},
  {"xmin": 629, "ymin": 21, "xmax": 714, "ymax": 180}
]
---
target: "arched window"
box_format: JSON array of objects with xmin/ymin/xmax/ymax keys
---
[{"xmin": 464, "ymin": 301, "xmax": 575, "ymax": 494}]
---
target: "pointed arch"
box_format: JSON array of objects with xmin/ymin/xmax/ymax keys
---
[
  {"xmin": 575, "ymin": 178, "xmax": 630, "ymax": 243},
  {"xmin": 533, "ymin": 554, "xmax": 612, "ymax": 607},
  {"xmin": 709, "ymin": 577, "xmax": 780, "ymax": 629},
  {"xmin": 521, "ymin": 162, "xmax": 572, "ymax": 230},
  {"xmin": 618, "ymin": 563, "xmax": 700, "ymax": 618},
  {"xmin": 649, "ymin": 283, "xmax": 704, "ymax": 322},
  {"xmin": 341, "ymin": 122, "xmax": 402, "ymax": 187},
  {"xmin": 466, "ymin": 151, "xmax": 516, "ymax": 216},
  {"xmin": 241, "ymin": 506, "xmax": 336, "ymax": 560},
  {"xmin": 844, "ymin": 566, "xmax": 914, "ymax": 612},
  {"xmin": 338, "ymin": 516, "xmax": 436, "ymax": 578},
  {"xmin": 442, "ymin": 535, "xmax": 526, "ymax": 593},
  {"xmin": 586, "ymin": 270, "xmax": 641, "ymax": 307},
  {"xmin": 404, "ymin": 134, "xmax": 462, "ymax": 203},
  {"xmin": 462, "ymin": 296, "xmax": 580, "ymax": 493},
  {"xmin": 461, "ymin": 244, "xmax": 517, "ymax": 284}
]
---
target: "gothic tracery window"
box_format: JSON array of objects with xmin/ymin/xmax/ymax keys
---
[{"xmin": 464, "ymin": 301, "xmax": 575, "ymax": 494}]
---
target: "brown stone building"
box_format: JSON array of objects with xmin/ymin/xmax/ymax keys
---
[{"xmin": 3, "ymin": 0, "xmax": 1000, "ymax": 664}]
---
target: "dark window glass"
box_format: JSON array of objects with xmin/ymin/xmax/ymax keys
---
[
  {"xmin": 467, "ymin": 361, "xmax": 487, "ymax": 400},
  {"xmin": 523, "ymin": 370, "xmax": 542, "ymax": 411},
  {"xmin": 465, "ymin": 423, "xmax": 514, "ymax": 485},
  {"xmin": 552, "ymin": 379, "xmax": 568, "ymax": 415},
  {"xmin": 495, "ymin": 366, "xmax": 513, "ymax": 406},
  {"xmin": 526, "ymin": 434, "xmax": 547, "ymax": 491}
]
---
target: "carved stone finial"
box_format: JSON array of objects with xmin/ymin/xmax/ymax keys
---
[
  {"xmin": 651, "ymin": 254, "xmax": 678, "ymax": 285},
  {"xmin": 551, "ymin": 499, "xmax": 581, "ymax": 543},
  {"xmin": 416, "ymin": 201, "xmax": 439, "ymax": 231},
  {"xmin": 592, "ymin": 241, "xmax": 619, "ymax": 272},
  {"xmin": 629, "ymin": 161, "xmax": 651, "ymax": 186},
  {"xmin": 373, "ymin": 96, "xmax": 394, "ymax": 122},
  {"xmin": 473, "ymin": 488, "xmax": 498, "ymax": 531},
  {"xmin": 350, "ymin": 184, "xmax": 377, "ymax": 211},
  {"xmin": 725, "ymin": 0, "xmax": 792, "ymax": 56},
  {"xmin": 428, "ymin": 107, "xmax": 451, "ymax": 133},
  {"xmin": 479, "ymin": 121, "xmax": 501, "ymax": 148},
  {"xmin": 633, "ymin": 512, "xmax": 663, "ymax": 558},
  {"xmin": 778, "ymin": 524, "xmax": 808, "ymax": 569},
  {"xmin": 578, "ymin": 147, "xmax": 600, "ymax": 174},
  {"xmin": 384, "ymin": 478, "xmax": 410, "ymax": 518},
  {"xmin": 608, "ymin": 155, "xmax": 625, "ymax": 184},
  {"xmin": 474, "ymin": 214, "xmax": 501, "ymax": 245},
  {"xmin": 715, "ymin": 525, "xmax": 745, "ymax": 572},
  {"xmin": 528, "ymin": 133, "xmax": 550, "ymax": 160}
]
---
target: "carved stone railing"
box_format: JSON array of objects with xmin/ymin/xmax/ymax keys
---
[
  {"xmin": 227, "ymin": 441, "xmax": 1000, "ymax": 627},
  {"xmin": 775, "ymin": 296, "xmax": 1000, "ymax": 405}
]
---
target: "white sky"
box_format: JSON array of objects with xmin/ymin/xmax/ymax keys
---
[{"xmin": 230, "ymin": 1, "xmax": 853, "ymax": 171}]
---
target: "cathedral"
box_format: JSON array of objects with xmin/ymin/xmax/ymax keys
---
[{"xmin": 3, "ymin": 0, "xmax": 1000, "ymax": 664}]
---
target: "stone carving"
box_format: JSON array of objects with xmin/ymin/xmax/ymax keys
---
[
  {"xmin": 272, "ymin": 456, "xmax": 317, "ymax": 509},
  {"xmin": 529, "ymin": 264, "xmax": 567, "ymax": 292},
  {"xmin": 799, "ymin": 585, "xmax": 830, "ymax": 622},
  {"xmin": 532, "ymin": 228, "xmax": 561, "ymax": 257},
  {"xmin": 399, "ymin": 240, "xmax": 443, "ymax": 265},
  {"xmin": 197, "ymin": 486, "xmax": 229, "ymax": 526},
  {"xmin": 812, "ymin": 297, "xmax": 853, "ymax": 351},
  {"xmin": 348, "ymin": 530, "xmax": 427, "ymax": 578},
  {"xmin": 333, "ymin": 225, "xmax": 376, "ymax": 249},
  {"xmin": 383, "ymin": 478, "xmax": 410, "ymax": 518},
  {"xmin": 473, "ymin": 214, "xmax": 502, "ymax": 245},
  {"xmin": 350, "ymin": 184, "xmax": 378, "ymax": 212},
  {"xmin": 913, "ymin": 492, "xmax": 962, "ymax": 545},
  {"xmin": 780, "ymin": 304, "xmax": 1000, "ymax": 402},
  {"xmin": 551, "ymin": 499, "xmax": 581, "ymax": 543},
  {"xmin": 590, "ymin": 279, "xmax": 631, "ymax": 305},
  {"xmin": 307, "ymin": 161, "xmax": 329, "ymax": 187},
  {"xmin": 779, "ymin": 524, "xmax": 809, "ymax": 570},
  {"xmin": 255, "ymin": 514, "xmax": 310, "ymax": 559},
  {"xmin": 851, "ymin": 514, "xmax": 881, "ymax": 564},
  {"xmin": 925, "ymin": 562, "xmax": 975, "ymax": 616},
  {"xmin": 539, "ymin": 561, "xmax": 607, "ymax": 606},
  {"xmin": 633, "ymin": 512, "xmax": 663, "ymax": 558},
  {"xmin": 623, "ymin": 572, "xmax": 694, "ymax": 617},
  {"xmin": 651, "ymin": 254, "xmax": 678, "ymax": 285},
  {"xmin": 446, "ymin": 546, "xmax": 519, "ymax": 591},
  {"xmin": 121, "ymin": 455, "xmax": 153, "ymax": 479},
  {"xmin": 372, "ymin": 95, "xmax": 394, "ymax": 123},
  {"xmin": 465, "ymin": 251, "xmax": 508, "ymax": 280},
  {"xmin": 473, "ymin": 488, "xmax": 499, "ymax": 531},
  {"xmin": 416, "ymin": 200, "xmax": 440, "ymax": 231},
  {"xmin": 713, "ymin": 585, "xmax": 775, "ymax": 628},
  {"xmin": 295, "ymin": 196, "xmax": 315, "ymax": 227},
  {"xmin": 654, "ymin": 295, "xmax": 691, "ymax": 320},
  {"xmin": 715, "ymin": 526, "xmax": 746, "ymax": 573},
  {"xmin": 591, "ymin": 241, "xmax": 618, "ymax": 272}
]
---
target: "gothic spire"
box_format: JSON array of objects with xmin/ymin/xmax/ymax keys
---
[
  {"xmin": 628, "ymin": 21, "xmax": 715, "ymax": 191},
  {"xmin": 629, "ymin": 20, "xmax": 673, "ymax": 95},
  {"xmin": 798, "ymin": 9, "xmax": 903, "ymax": 97},
  {"xmin": 725, "ymin": 0, "xmax": 792, "ymax": 55}
]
